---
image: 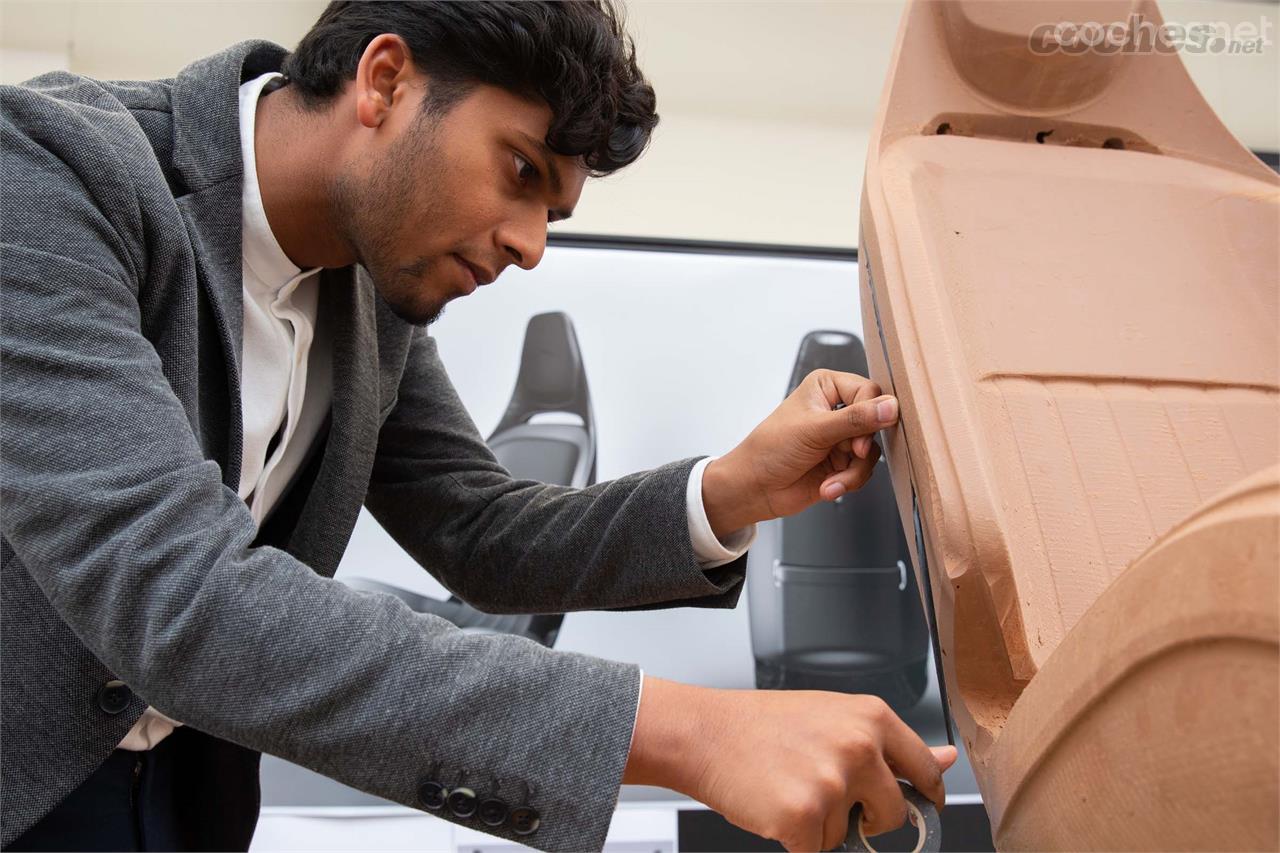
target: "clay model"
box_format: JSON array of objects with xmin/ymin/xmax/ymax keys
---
[{"xmin": 858, "ymin": 1, "xmax": 1279, "ymax": 849}]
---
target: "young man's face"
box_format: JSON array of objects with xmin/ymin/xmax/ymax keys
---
[{"xmin": 332, "ymin": 76, "xmax": 588, "ymax": 326}]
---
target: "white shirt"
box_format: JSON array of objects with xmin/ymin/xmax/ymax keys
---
[
  {"xmin": 117, "ymin": 72, "xmax": 755, "ymax": 752},
  {"xmin": 235, "ymin": 73, "xmax": 329, "ymax": 527}
]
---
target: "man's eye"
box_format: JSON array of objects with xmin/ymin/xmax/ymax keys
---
[{"xmin": 514, "ymin": 153, "xmax": 539, "ymax": 185}]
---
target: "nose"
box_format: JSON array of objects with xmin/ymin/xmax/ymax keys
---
[{"xmin": 496, "ymin": 210, "xmax": 547, "ymax": 271}]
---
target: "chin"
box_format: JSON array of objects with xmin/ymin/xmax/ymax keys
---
[
  {"xmin": 368, "ymin": 274, "xmax": 449, "ymax": 328},
  {"xmin": 387, "ymin": 296, "xmax": 447, "ymax": 328}
]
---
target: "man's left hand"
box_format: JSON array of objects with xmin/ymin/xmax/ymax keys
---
[{"xmin": 701, "ymin": 369, "xmax": 899, "ymax": 538}]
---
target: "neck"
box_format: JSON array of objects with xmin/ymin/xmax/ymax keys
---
[{"xmin": 253, "ymin": 85, "xmax": 355, "ymax": 269}]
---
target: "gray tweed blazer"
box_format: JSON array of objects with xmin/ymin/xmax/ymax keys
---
[{"xmin": 0, "ymin": 40, "xmax": 745, "ymax": 851}]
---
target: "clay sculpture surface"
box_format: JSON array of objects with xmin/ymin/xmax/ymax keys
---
[{"xmin": 858, "ymin": 1, "xmax": 1279, "ymax": 849}]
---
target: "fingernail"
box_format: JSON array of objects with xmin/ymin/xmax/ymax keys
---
[
  {"xmin": 827, "ymin": 483, "xmax": 847, "ymax": 500},
  {"xmin": 876, "ymin": 397, "xmax": 898, "ymax": 423}
]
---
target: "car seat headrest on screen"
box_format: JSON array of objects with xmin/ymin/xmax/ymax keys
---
[
  {"xmin": 488, "ymin": 311, "xmax": 597, "ymax": 489},
  {"xmin": 493, "ymin": 311, "xmax": 593, "ymax": 435},
  {"xmin": 786, "ymin": 330, "xmax": 870, "ymax": 393}
]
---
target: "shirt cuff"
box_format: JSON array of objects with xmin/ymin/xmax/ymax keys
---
[
  {"xmin": 686, "ymin": 456, "xmax": 758, "ymax": 569},
  {"xmin": 628, "ymin": 668, "xmax": 644, "ymax": 758}
]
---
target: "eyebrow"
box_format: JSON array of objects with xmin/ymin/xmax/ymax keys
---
[{"xmin": 516, "ymin": 131, "xmax": 574, "ymax": 222}]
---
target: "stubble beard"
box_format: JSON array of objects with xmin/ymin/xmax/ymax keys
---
[{"xmin": 329, "ymin": 122, "xmax": 450, "ymax": 327}]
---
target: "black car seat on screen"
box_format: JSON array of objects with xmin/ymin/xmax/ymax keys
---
[
  {"xmin": 487, "ymin": 311, "xmax": 596, "ymax": 487},
  {"xmin": 746, "ymin": 330, "xmax": 931, "ymax": 710},
  {"xmin": 342, "ymin": 312, "xmax": 592, "ymax": 647}
]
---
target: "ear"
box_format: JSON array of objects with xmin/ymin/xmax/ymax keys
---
[{"xmin": 353, "ymin": 33, "xmax": 416, "ymax": 130}]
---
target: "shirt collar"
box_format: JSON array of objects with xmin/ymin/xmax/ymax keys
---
[{"xmin": 239, "ymin": 71, "xmax": 319, "ymax": 293}]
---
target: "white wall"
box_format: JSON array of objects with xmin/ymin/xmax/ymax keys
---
[
  {"xmin": 555, "ymin": 116, "xmax": 871, "ymax": 247},
  {"xmin": 3, "ymin": 0, "xmax": 1275, "ymax": 249},
  {"xmin": 0, "ymin": 46, "xmax": 67, "ymax": 80}
]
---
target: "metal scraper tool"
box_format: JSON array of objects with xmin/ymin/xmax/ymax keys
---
[{"xmin": 861, "ymin": 244, "xmax": 957, "ymax": 747}]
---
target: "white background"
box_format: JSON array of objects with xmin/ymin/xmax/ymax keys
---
[{"xmin": 3, "ymin": 0, "xmax": 1273, "ymax": 248}]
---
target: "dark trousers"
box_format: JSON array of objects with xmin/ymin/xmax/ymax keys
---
[
  {"xmin": 6, "ymin": 736, "xmax": 181, "ymax": 852},
  {"xmin": 5, "ymin": 727, "xmax": 260, "ymax": 852}
]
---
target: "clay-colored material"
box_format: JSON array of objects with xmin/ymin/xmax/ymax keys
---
[{"xmin": 858, "ymin": 2, "xmax": 1279, "ymax": 849}]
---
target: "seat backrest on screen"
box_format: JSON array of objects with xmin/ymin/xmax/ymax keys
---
[{"xmin": 747, "ymin": 330, "xmax": 930, "ymax": 711}]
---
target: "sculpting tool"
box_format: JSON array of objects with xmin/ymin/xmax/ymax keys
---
[
  {"xmin": 841, "ymin": 782, "xmax": 942, "ymax": 853},
  {"xmin": 861, "ymin": 242, "xmax": 957, "ymax": 748},
  {"xmin": 832, "ymin": 270, "xmax": 954, "ymax": 852}
]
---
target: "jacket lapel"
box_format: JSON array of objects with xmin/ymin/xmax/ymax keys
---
[
  {"xmin": 176, "ymin": 181, "xmax": 245, "ymax": 489},
  {"xmin": 283, "ymin": 267, "xmax": 381, "ymax": 576},
  {"xmin": 166, "ymin": 41, "xmax": 382, "ymax": 574},
  {"xmin": 168, "ymin": 40, "xmax": 289, "ymax": 489}
]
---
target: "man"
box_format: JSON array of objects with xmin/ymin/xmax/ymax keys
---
[{"xmin": 0, "ymin": 2, "xmax": 955, "ymax": 851}]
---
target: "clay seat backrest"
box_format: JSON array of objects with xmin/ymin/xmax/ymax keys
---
[{"xmin": 860, "ymin": 0, "xmax": 1278, "ymax": 746}]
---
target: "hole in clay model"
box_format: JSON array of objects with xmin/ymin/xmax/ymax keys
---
[
  {"xmin": 1102, "ymin": 137, "xmax": 1125, "ymax": 149},
  {"xmin": 1035, "ymin": 129, "xmax": 1053, "ymax": 144},
  {"xmin": 936, "ymin": 122, "xmax": 951, "ymax": 135}
]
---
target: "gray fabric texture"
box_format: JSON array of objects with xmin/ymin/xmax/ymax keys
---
[{"xmin": 0, "ymin": 40, "xmax": 746, "ymax": 850}]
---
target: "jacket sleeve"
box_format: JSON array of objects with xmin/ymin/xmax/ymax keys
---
[
  {"xmin": 364, "ymin": 326, "xmax": 747, "ymax": 615},
  {"xmin": 1, "ymin": 84, "xmax": 641, "ymax": 851}
]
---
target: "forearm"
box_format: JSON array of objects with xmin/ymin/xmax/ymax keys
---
[
  {"xmin": 370, "ymin": 455, "xmax": 740, "ymax": 612},
  {"xmin": 369, "ymin": 333, "xmax": 743, "ymax": 614},
  {"xmin": 622, "ymin": 675, "xmax": 716, "ymax": 794}
]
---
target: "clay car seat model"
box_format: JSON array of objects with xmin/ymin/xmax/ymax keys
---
[
  {"xmin": 747, "ymin": 331, "xmax": 930, "ymax": 711},
  {"xmin": 343, "ymin": 312, "xmax": 594, "ymax": 648},
  {"xmin": 859, "ymin": 1, "xmax": 1278, "ymax": 848}
]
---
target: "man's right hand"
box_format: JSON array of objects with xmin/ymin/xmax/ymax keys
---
[{"xmin": 622, "ymin": 675, "xmax": 958, "ymax": 852}]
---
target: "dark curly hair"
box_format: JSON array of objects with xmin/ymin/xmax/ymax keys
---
[{"xmin": 282, "ymin": 0, "xmax": 658, "ymax": 175}]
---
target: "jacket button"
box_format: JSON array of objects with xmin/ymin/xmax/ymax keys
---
[
  {"xmin": 96, "ymin": 680, "xmax": 132, "ymax": 715},
  {"xmin": 417, "ymin": 780, "xmax": 447, "ymax": 810},
  {"xmin": 447, "ymin": 786, "xmax": 478, "ymax": 818},
  {"xmin": 478, "ymin": 797, "xmax": 509, "ymax": 827},
  {"xmin": 510, "ymin": 806, "xmax": 541, "ymax": 835}
]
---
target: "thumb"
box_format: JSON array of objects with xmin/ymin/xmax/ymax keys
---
[
  {"xmin": 930, "ymin": 745, "xmax": 959, "ymax": 772},
  {"xmin": 814, "ymin": 395, "xmax": 899, "ymax": 446}
]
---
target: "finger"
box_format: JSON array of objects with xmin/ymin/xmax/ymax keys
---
[
  {"xmin": 852, "ymin": 378, "xmax": 882, "ymax": 402},
  {"xmin": 856, "ymin": 756, "xmax": 909, "ymax": 838},
  {"xmin": 823, "ymin": 447, "xmax": 879, "ymax": 495},
  {"xmin": 814, "ymin": 396, "xmax": 898, "ymax": 448},
  {"xmin": 816, "ymin": 370, "xmax": 881, "ymax": 408},
  {"xmin": 782, "ymin": 818, "xmax": 824, "ymax": 853},
  {"xmin": 827, "ymin": 446, "xmax": 851, "ymax": 478},
  {"xmin": 879, "ymin": 713, "xmax": 949, "ymax": 811},
  {"xmin": 820, "ymin": 446, "xmax": 880, "ymax": 499},
  {"xmin": 828, "ymin": 376, "xmax": 881, "ymax": 460},
  {"xmin": 821, "ymin": 791, "xmax": 852, "ymax": 853},
  {"xmin": 849, "ymin": 382, "xmax": 881, "ymax": 459},
  {"xmin": 932, "ymin": 745, "xmax": 959, "ymax": 772},
  {"xmin": 810, "ymin": 369, "xmax": 872, "ymax": 406}
]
